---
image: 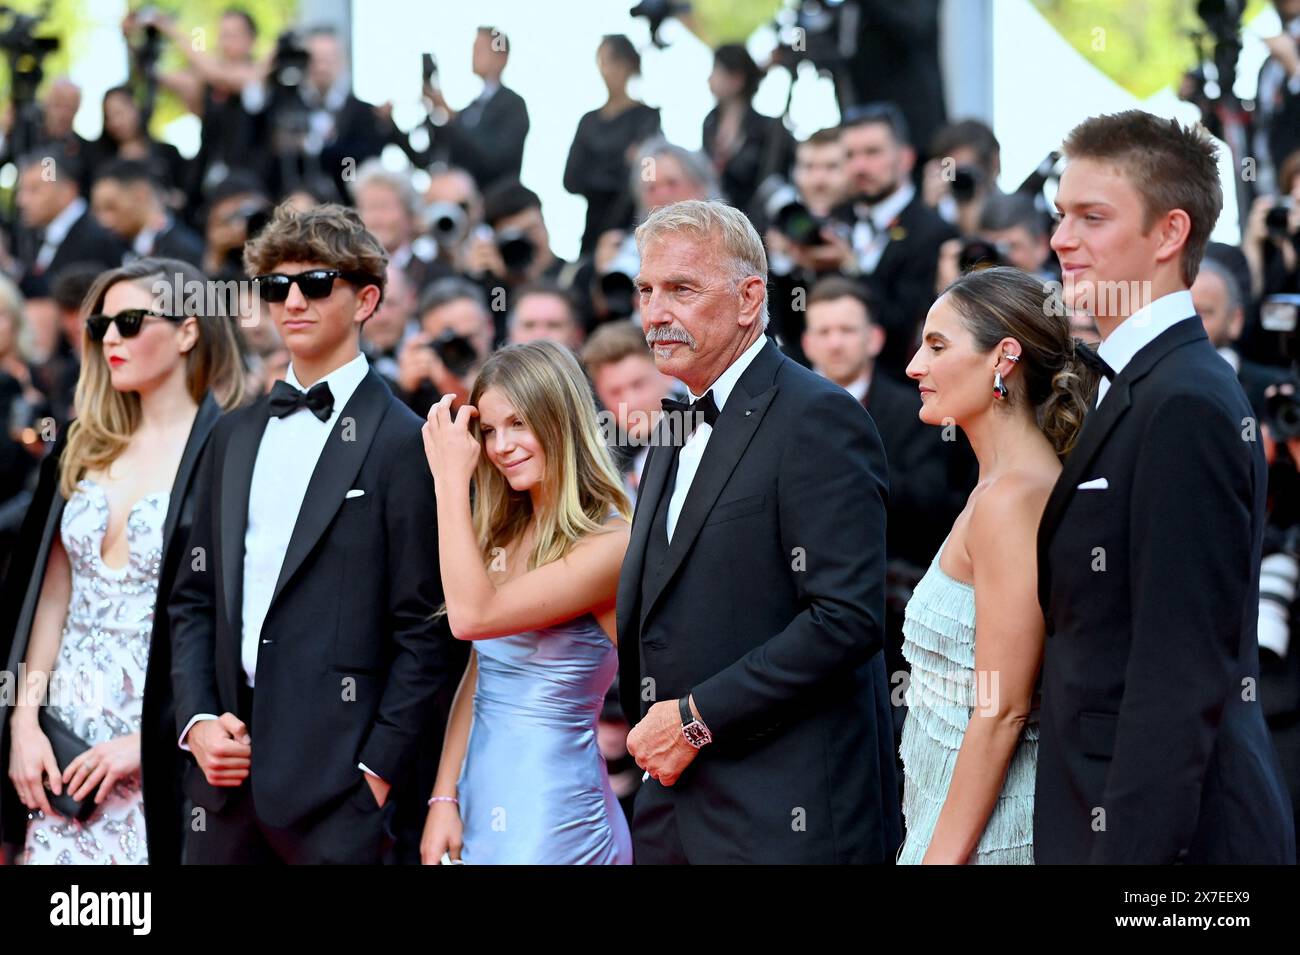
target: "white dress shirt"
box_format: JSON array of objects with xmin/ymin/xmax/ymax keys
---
[
  {"xmin": 179, "ymin": 353, "xmax": 378, "ymax": 778},
  {"xmin": 851, "ymin": 181, "xmax": 915, "ymax": 275},
  {"xmin": 839, "ymin": 369, "xmax": 872, "ymax": 405},
  {"xmin": 666, "ymin": 334, "xmax": 768, "ymax": 543},
  {"xmin": 1095, "ymin": 289, "xmax": 1196, "ymax": 407},
  {"xmin": 35, "ymin": 197, "xmax": 87, "ymax": 273}
]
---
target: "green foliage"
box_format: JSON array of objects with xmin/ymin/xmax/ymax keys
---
[
  {"xmin": 1032, "ymin": 0, "xmax": 1269, "ymax": 98},
  {"xmin": 687, "ymin": 0, "xmax": 785, "ymax": 47}
]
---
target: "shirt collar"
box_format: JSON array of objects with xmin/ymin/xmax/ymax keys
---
[
  {"xmin": 842, "ymin": 369, "xmax": 871, "ymax": 404},
  {"xmin": 858, "ymin": 181, "xmax": 914, "ymax": 233},
  {"xmin": 1217, "ymin": 344, "xmax": 1241, "ymax": 373},
  {"xmin": 687, "ymin": 333, "xmax": 768, "ymax": 411},
  {"xmin": 1096, "ymin": 289, "xmax": 1196, "ymax": 380},
  {"xmin": 44, "ymin": 196, "xmax": 87, "ymax": 246},
  {"xmin": 284, "ymin": 352, "xmax": 370, "ymax": 419}
]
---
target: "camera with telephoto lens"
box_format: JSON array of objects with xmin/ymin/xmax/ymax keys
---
[
  {"xmin": 494, "ymin": 228, "xmax": 536, "ymax": 274},
  {"xmin": 599, "ymin": 235, "xmax": 641, "ymax": 318},
  {"xmin": 426, "ymin": 330, "xmax": 479, "ymax": 379},
  {"xmin": 758, "ymin": 179, "xmax": 830, "ymax": 247},
  {"xmin": 951, "ymin": 165, "xmax": 983, "ymax": 203},
  {"xmin": 1266, "ymin": 198, "xmax": 1295, "ymax": 240},
  {"xmin": 425, "ymin": 202, "xmax": 468, "ymax": 248}
]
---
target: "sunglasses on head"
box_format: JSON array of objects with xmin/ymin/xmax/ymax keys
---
[
  {"xmin": 253, "ymin": 269, "xmax": 376, "ymax": 303},
  {"xmin": 86, "ymin": 309, "xmax": 184, "ymax": 342}
]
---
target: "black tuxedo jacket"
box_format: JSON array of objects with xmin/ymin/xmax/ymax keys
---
[
  {"xmin": 0, "ymin": 396, "xmax": 220, "ymax": 859},
  {"xmin": 42, "ymin": 210, "xmax": 127, "ymax": 279},
  {"xmin": 169, "ymin": 369, "xmax": 458, "ymax": 829},
  {"xmin": 397, "ymin": 85, "xmax": 529, "ymax": 192},
  {"xmin": 831, "ymin": 195, "xmax": 957, "ymax": 378},
  {"xmin": 616, "ymin": 339, "xmax": 902, "ymax": 863},
  {"xmin": 1035, "ymin": 316, "xmax": 1295, "ymax": 864}
]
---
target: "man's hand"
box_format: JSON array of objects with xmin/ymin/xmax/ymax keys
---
[
  {"xmin": 365, "ymin": 773, "xmax": 391, "ymax": 808},
  {"xmin": 626, "ymin": 698, "xmax": 700, "ymax": 787},
  {"xmin": 789, "ymin": 227, "xmax": 855, "ymax": 274},
  {"xmin": 187, "ymin": 713, "xmax": 251, "ymax": 787},
  {"xmin": 63, "ymin": 733, "xmax": 142, "ymax": 805}
]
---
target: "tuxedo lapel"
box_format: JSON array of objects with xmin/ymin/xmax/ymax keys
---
[
  {"xmin": 616, "ymin": 423, "xmax": 674, "ymax": 644},
  {"xmin": 638, "ymin": 340, "xmax": 783, "ymax": 630},
  {"xmin": 162, "ymin": 393, "xmax": 221, "ymax": 547},
  {"xmin": 220, "ymin": 401, "xmax": 269, "ymax": 638},
  {"xmin": 1036, "ymin": 316, "xmax": 1208, "ymax": 615},
  {"xmin": 268, "ymin": 370, "xmax": 389, "ymax": 609}
]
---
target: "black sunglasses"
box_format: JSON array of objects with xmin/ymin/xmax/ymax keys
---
[
  {"xmin": 253, "ymin": 269, "xmax": 376, "ymax": 303},
  {"xmin": 86, "ymin": 309, "xmax": 184, "ymax": 342}
]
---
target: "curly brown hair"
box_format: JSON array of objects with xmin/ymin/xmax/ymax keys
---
[{"xmin": 243, "ymin": 200, "xmax": 389, "ymax": 303}]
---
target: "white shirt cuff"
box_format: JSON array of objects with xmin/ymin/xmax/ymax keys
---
[
  {"xmin": 359, "ymin": 763, "xmax": 382, "ymax": 779},
  {"xmin": 178, "ymin": 713, "xmax": 219, "ymax": 751}
]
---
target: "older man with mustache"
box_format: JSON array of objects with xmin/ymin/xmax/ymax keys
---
[{"xmin": 616, "ymin": 199, "xmax": 901, "ymax": 863}]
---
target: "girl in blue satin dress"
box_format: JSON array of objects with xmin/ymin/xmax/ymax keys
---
[{"xmin": 420, "ymin": 341, "xmax": 634, "ymax": 864}]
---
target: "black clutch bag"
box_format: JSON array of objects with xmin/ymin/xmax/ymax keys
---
[{"xmin": 37, "ymin": 709, "xmax": 97, "ymax": 822}]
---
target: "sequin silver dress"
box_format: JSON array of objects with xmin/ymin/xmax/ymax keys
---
[{"xmin": 20, "ymin": 480, "xmax": 167, "ymax": 865}]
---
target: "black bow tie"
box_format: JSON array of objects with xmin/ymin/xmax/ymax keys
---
[
  {"xmin": 268, "ymin": 379, "xmax": 335, "ymax": 422},
  {"xmin": 661, "ymin": 389, "xmax": 720, "ymax": 439},
  {"xmin": 1073, "ymin": 340, "xmax": 1116, "ymax": 381}
]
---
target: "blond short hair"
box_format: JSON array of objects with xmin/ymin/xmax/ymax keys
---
[{"xmin": 634, "ymin": 199, "xmax": 769, "ymax": 328}]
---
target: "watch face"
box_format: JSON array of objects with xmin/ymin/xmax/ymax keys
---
[{"xmin": 683, "ymin": 722, "xmax": 711, "ymax": 748}]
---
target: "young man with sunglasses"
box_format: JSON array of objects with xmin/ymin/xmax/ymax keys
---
[{"xmin": 168, "ymin": 202, "xmax": 462, "ymax": 863}]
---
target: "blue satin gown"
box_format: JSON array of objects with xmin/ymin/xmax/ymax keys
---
[{"xmin": 457, "ymin": 611, "xmax": 633, "ymax": 864}]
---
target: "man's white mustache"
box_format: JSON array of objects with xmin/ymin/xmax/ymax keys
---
[{"xmin": 646, "ymin": 328, "xmax": 697, "ymax": 348}]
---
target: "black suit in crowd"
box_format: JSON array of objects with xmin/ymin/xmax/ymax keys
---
[
  {"xmin": 1035, "ymin": 316, "xmax": 1296, "ymax": 863},
  {"xmin": 0, "ymin": 396, "xmax": 220, "ymax": 862},
  {"xmin": 617, "ymin": 338, "xmax": 902, "ymax": 863},
  {"xmin": 830, "ymin": 194, "xmax": 958, "ymax": 378},
  {"xmin": 169, "ymin": 368, "xmax": 460, "ymax": 863},
  {"xmin": 23, "ymin": 209, "xmax": 127, "ymax": 293},
  {"xmin": 137, "ymin": 219, "xmax": 206, "ymax": 268},
  {"xmin": 396, "ymin": 85, "xmax": 530, "ymax": 192}
]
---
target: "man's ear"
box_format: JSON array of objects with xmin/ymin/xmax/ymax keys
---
[
  {"xmin": 737, "ymin": 274, "xmax": 766, "ymax": 326},
  {"xmin": 1155, "ymin": 209, "xmax": 1192, "ymax": 268},
  {"xmin": 354, "ymin": 283, "xmax": 383, "ymax": 324}
]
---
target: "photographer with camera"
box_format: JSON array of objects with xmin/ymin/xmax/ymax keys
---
[
  {"xmin": 384, "ymin": 26, "xmax": 529, "ymax": 194},
  {"xmin": 921, "ymin": 118, "xmax": 1003, "ymax": 236},
  {"xmin": 583, "ymin": 138, "xmax": 717, "ymax": 328},
  {"xmin": 199, "ymin": 170, "xmax": 269, "ymax": 280},
  {"xmin": 1259, "ymin": 372, "xmax": 1300, "ymax": 847},
  {"xmin": 422, "ymin": 164, "xmax": 483, "ymax": 276},
  {"xmin": 352, "ymin": 160, "xmax": 447, "ymax": 297},
  {"xmin": 934, "ymin": 191, "xmax": 1057, "ymax": 293},
  {"xmin": 1244, "ymin": 149, "xmax": 1300, "ymax": 304},
  {"xmin": 124, "ymin": 8, "xmax": 269, "ymax": 201},
  {"xmin": 0, "ymin": 78, "xmax": 88, "ymax": 191},
  {"xmin": 466, "ymin": 179, "xmax": 572, "ymax": 346},
  {"xmin": 770, "ymin": 104, "xmax": 957, "ymax": 378},
  {"xmin": 395, "ymin": 276, "xmax": 495, "ymax": 418}
]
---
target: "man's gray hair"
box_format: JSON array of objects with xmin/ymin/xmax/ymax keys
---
[
  {"xmin": 634, "ymin": 199, "xmax": 769, "ymax": 328},
  {"xmin": 630, "ymin": 137, "xmax": 720, "ymax": 211},
  {"xmin": 351, "ymin": 159, "xmax": 421, "ymax": 221}
]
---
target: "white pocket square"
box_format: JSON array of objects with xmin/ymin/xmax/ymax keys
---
[
  {"xmin": 1077, "ymin": 477, "xmax": 1108, "ymax": 491},
  {"xmin": 345, "ymin": 488, "xmax": 366, "ymax": 499}
]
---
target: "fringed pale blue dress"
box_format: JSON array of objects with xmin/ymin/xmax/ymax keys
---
[{"xmin": 896, "ymin": 533, "xmax": 1038, "ymax": 864}]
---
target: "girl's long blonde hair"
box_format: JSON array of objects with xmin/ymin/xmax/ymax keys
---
[
  {"xmin": 59, "ymin": 258, "xmax": 247, "ymax": 498},
  {"xmin": 467, "ymin": 340, "xmax": 631, "ymax": 575}
]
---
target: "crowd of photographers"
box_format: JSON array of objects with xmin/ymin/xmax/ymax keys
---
[{"xmin": 0, "ymin": 8, "xmax": 1298, "ymax": 827}]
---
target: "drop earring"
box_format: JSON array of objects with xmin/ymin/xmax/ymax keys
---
[{"xmin": 993, "ymin": 353, "xmax": 1019, "ymax": 400}]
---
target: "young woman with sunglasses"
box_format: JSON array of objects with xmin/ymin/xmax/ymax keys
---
[{"xmin": 0, "ymin": 258, "xmax": 245, "ymax": 864}]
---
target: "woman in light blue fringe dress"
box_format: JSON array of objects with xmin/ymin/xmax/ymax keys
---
[{"xmin": 895, "ymin": 267, "xmax": 1099, "ymax": 864}]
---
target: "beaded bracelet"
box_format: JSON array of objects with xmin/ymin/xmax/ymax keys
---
[{"xmin": 428, "ymin": 795, "xmax": 459, "ymax": 806}]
